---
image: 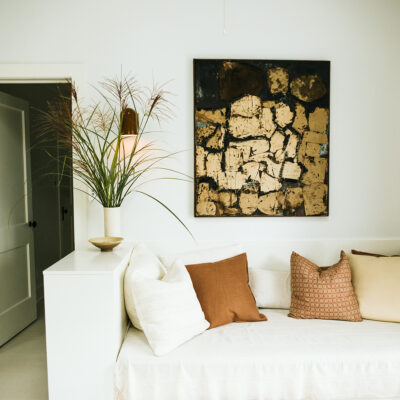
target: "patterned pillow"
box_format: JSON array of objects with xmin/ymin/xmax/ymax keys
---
[{"xmin": 289, "ymin": 251, "xmax": 362, "ymax": 321}]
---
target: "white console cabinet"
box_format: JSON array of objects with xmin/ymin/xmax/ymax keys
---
[{"xmin": 43, "ymin": 243, "xmax": 133, "ymax": 400}]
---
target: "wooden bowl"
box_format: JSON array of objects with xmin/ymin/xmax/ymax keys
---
[{"xmin": 89, "ymin": 236, "xmax": 123, "ymax": 252}]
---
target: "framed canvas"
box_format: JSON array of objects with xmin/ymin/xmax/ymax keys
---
[{"xmin": 193, "ymin": 59, "xmax": 330, "ymax": 217}]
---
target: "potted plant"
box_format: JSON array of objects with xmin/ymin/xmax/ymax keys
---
[{"xmin": 39, "ymin": 74, "xmax": 192, "ymax": 241}]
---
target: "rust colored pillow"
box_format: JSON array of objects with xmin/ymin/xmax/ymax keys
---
[
  {"xmin": 186, "ymin": 253, "xmax": 267, "ymax": 329},
  {"xmin": 351, "ymin": 249, "xmax": 400, "ymax": 257},
  {"xmin": 289, "ymin": 251, "xmax": 362, "ymax": 322}
]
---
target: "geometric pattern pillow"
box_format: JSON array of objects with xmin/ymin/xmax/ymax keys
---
[{"xmin": 288, "ymin": 251, "xmax": 362, "ymax": 322}]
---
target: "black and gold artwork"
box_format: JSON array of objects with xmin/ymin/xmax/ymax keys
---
[{"xmin": 194, "ymin": 59, "xmax": 330, "ymax": 217}]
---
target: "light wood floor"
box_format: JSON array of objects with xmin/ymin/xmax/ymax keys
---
[{"xmin": 0, "ymin": 303, "xmax": 48, "ymax": 400}]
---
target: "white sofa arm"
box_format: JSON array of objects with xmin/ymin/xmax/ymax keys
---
[{"xmin": 43, "ymin": 242, "xmax": 133, "ymax": 400}]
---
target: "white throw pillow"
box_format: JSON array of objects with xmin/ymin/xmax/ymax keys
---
[
  {"xmin": 136, "ymin": 258, "xmax": 209, "ymax": 356},
  {"xmin": 124, "ymin": 244, "xmax": 209, "ymax": 356},
  {"xmin": 124, "ymin": 243, "xmax": 166, "ymax": 330},
  {"xmin": 160, "ymin": 243, "xmax": 244, "ymax": 268},
  {"xmin": 249, "ymin": 268, "xmax": 291, "ymax": 309}
]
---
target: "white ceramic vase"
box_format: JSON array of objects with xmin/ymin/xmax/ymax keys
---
[{"xmin": 103, "ymin": 207, "xmax": 121, "ymax": 237}]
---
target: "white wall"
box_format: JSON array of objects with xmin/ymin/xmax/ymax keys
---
[{"xmin": 1, "ymin": 0, "xmax": 399, "ymax": 248}]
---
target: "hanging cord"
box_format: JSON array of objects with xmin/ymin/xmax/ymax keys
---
[{"xmin": 223, "ymin": 0, "xmax": 227, "ymax": 35}]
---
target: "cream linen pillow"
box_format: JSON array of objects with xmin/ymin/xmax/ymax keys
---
[
  {"xmin": 348, "ymin": 254, "xmax": 400, "ymax": 322},
  {"xmin": 160, "ymin": 243, "xmax": 244, "ymax": 268},
  {"xmin": 133, "ymin": 258, "xmax": 209, "ymax": 356},
  {"xmin": 124, "ymin": 244, "xmax": 209, "ymax": 356},
  {"xmin": 124, "ymin": 243, "xmax": 166, "ymax": 330},
  {"xmin": 249, "ymin": 268, "xmax": 291, "ymax": 309}
]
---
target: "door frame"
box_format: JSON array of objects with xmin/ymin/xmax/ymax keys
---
[{"xmin": 0, "ymin": 64, "xmax": 88, "ymax": 250}]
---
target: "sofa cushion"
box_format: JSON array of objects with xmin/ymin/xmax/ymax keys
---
[
  {"xmin": 160, "ymin": 243, "xmax": 244, "ymax": 269},
  {"xmin": 186, "ymin": 253, "xmax": 267, "ymax": 329},
  {"xmin": 289, "ymin": 251, "xmax": 362, "ymax": 321},
  {"xmin": 124, "ymin": 244, "xmax": 209, "ymax": 355},
  {"xmin": 348, "ymin": 253, "xmax": 400, "ymax": 322},
  {"xmin": 116, "ymin": 308, "xmax": 400, "ymax": 400},
  {"xmin": 249, "ymin": 268, "xmax": 291, "ymax": 309},
  {"xmin": 124, "ymin": 243, "xmax": 166, "ymax": 330}
]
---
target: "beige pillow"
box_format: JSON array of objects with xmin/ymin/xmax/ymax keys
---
[{"xmin": 348, "ymin": 254, "xmax": 400, "ymax": 322}]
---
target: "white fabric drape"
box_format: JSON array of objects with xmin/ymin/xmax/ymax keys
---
[{"xmin": 115, "ymin": 309, "xmax": 400, "ymax": 400}]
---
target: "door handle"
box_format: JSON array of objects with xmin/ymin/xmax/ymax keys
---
[{"xmin": 28, "ymin": 221, "xmax": 37, "ymax": 228}]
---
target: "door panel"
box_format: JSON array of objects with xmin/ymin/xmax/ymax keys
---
[
  {"xmin": 0, "ymin": 105, "xmax": 27, "ymax": 226},
  {"xmin": 0, "ymin": 245, "xmax": 30, "ymax": 313},
  {"xmin": 0, "ymin": 91, "xmax": 36, "ymax": 346}
]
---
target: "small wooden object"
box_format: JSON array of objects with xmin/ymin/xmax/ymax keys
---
[{"xmin": 89, "ymin": 236, "xmax": 123, "ymax": 252}]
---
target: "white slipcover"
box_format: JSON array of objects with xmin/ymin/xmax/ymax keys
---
[{"xmin": 115, "ymin": 309, "xmax": 400, "ymax": 400}]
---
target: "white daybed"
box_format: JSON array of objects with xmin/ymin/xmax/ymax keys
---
[
  {"xmin": 115, "ymin": 308, "xmax": 400, "ymax": 400},
  {"xmin": 44, "ymin": 240, "xmax": 400, "ymax": 400}
]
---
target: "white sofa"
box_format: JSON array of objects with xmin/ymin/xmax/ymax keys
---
[{"xmin": 44, "ymin": 239, "xmax": 400, "ymax": 400}]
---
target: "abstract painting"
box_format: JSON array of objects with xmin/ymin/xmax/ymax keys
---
[{"xmin": 194, "ymin": 59, "xmax": 330, "ymax": 217}]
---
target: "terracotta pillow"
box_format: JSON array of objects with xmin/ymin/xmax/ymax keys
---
[
  {"xmin": 351, "ymin": 249, "xmax": 400, "ymax": 257},
  {"xmin": 186, "ymin": 253, "xmax": 267, "ymax": 329},
  {"xmin": 289, "ymin": 251, "xmax": 362, "ymax": 321}
]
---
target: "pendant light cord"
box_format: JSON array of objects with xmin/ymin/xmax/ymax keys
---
[{"xmin": 223, "ymin": 0, "xmax": 227, "ymax": 35}]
